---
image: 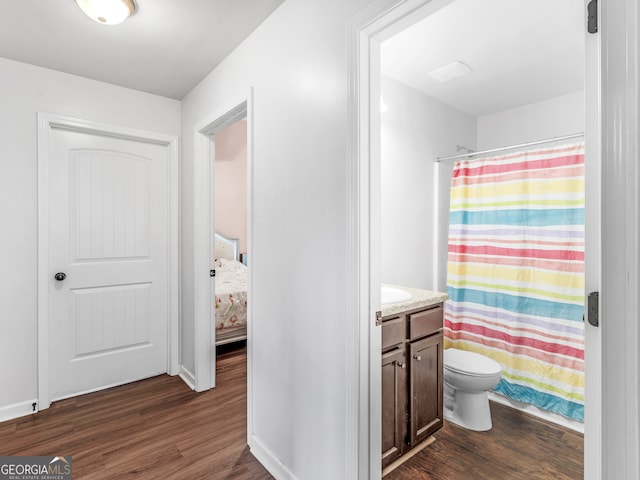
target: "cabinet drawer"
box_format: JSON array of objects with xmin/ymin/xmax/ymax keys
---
[
  {"xmin": 382, "ymin": 316, "xmax": 405, "ymax": 349},
  {"xmin": 409, "ymin": 305, "xmax": 443, "ymax": 340}
]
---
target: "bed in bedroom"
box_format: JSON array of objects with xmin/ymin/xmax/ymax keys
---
[{"xmin": 214, "ymin": 232, "xmax": 247, "ymax": 346}]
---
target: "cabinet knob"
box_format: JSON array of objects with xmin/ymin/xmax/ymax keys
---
[
  {"xmin": 413, "ymin": 355, "xmax": 422, "ymax": 362},
  {"xmin": 397, "ymin": 362, "xmax": 406, "ymax": 369}
]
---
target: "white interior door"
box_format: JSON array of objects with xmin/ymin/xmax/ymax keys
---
[{"xmin": 47, "ymin": 127, "xmax": 170, "ymax": 402}]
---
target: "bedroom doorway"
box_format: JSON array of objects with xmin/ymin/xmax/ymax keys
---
[
  {"xmin": 212, "ymin": 118, "xmax": 249, "ymax": 348},
  {"xmin": 193, "ymin": 89, "xmax": 255, "ymax": 447}
]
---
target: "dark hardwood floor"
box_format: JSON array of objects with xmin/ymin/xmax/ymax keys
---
[
  {"xmin": 0, "ymin": 342, "xmax": 272, "ymax": 479},
  {"xmin": 386, "ymin": 402, "xmax": 584, "ymax": 480},
  {"xmin": 0, "ymin": 345, "xmax": 583, "ymax": 479}
]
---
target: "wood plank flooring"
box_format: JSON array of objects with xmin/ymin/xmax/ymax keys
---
[
  {"xmin": 0, "ymin": 344, "xmax": 583, "ymax": 479},
  {"xmin": 385, "ymin": 402, "xmax": 584, "ymax": 480},
  {"xmin": 0, "ymin": 342, "xmax": 272, "ymax": 479}
]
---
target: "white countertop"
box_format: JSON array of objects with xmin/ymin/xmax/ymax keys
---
[{"xmin": 381, "ymin": 284, "xmax": 448, "ymax": 317}]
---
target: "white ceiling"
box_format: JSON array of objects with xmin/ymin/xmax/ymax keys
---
[
  {"xmin": 0, "ymin": 0, "xmax": 285, "ymax": 99},
  {"xmin": 381, "ymin": 0, "xmax": 585, "ymax": 117}
]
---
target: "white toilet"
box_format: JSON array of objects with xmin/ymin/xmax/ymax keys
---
[{"xmin": 443, "ymin": 348, "xmax": 502, "ymax": 431}]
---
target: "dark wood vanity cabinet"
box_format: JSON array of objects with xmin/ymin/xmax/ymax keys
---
[
  {"xmin": 381, "ymin": 303, "xmax": 444, "ymax": 470},
  {"xmin": 381, "ymin": 346, "xmax": 406, "ymax": 466}
]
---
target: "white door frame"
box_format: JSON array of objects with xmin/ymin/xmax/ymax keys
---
[
  {"xmin": 37, "ymin": 112, "xmax": 180, "ymax": 410},
  {"xmin": 347, "ymin": 2, "xmax": 452, "ymax": 477},
  {"xmin": 599, "ymin": 1, "xmax": 640, "ymax": 478},
  {"xmin": 192, "ymin": 88, "xmax": 253, "ymax": 443},
  {"xmin": 346, "ymin": 0, "xmax": 622, "ymax": 478}
]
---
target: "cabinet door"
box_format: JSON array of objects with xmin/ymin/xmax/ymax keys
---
[
  {"xmin": 409, "ymin": 333, "xmax": 443, "ymax": 447},
  {"xmin": 382, "ymin": 347, "xmax": 407, "ymax": 468}
]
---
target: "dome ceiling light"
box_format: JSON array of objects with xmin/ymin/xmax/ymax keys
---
[{"xmin": 75, "ymin": 0, "xmax": 137, "ymax": 25}]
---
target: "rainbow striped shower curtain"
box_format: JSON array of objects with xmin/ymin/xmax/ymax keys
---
[{"xmin": 444, "ymin": 143, "xmax": 585, "ymax": 421}]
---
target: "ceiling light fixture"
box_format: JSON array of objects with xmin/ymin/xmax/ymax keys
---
[
  {"xmin": 75, "ymin": 0, "xmax": 136, "ymax": 25},
  {"xmin": 427, "ymin": 61, "xmax": 472, "ymax": 83}
]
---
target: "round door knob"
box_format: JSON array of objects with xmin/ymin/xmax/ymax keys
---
[
  {"xmin": 397, "ymin": 362, "xmax": 406, "ymax": 369},
  {"xmin": 54, "ymin": 272, "xmax": 66, "ymax": 281},
  {"xmin": 414, "ymin": 355, "xmax": 422, "ymax": 362}
]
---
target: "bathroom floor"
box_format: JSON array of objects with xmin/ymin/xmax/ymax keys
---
[{"xmin": 386, "ymin": 402, "xmax": 583, "ymax": 480}]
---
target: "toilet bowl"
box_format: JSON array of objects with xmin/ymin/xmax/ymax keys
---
[{"xmin": 443, "ymin": 348, "xmax": 502, "ymax": 431}]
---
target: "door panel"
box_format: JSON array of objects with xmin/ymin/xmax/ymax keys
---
[
  {"xmin": 48, "ymin": 128, "xmax": 169, "ymax": 401},
  {"xmin": 409, "ymin": 334, "xmax": 443, "ymax": 446},
  {"xmin": 381, "ymin": 347, "xmax": 406, "ymax": 468},
  {"xmin": 72, "ymin": 151, "xmax": 150, "ymax": 260}
]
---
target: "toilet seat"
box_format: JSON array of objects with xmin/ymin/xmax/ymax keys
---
[{"xmin": 444, "ymin": 348, "xmax": 501, "ymax": 377}]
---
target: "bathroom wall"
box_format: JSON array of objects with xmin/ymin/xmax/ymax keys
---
[
  {"xmin": 477, "ymin": 90, "xmax": 584, "ymax": 149},
  {"xmin": 214, "ymin": 119, "xmax": 247, "ymax": 253},
  {"xmin": 380, "ymin": 76, "xmax": 476, "ymax": 291}
]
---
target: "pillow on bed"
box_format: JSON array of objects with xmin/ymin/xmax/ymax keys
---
[{"xmin": 214, "ymin": 258, "xmax": 246, "ymax": 272}]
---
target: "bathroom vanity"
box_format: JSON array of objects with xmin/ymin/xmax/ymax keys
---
[{"xmin": 380, "ymin": 286, "xmax": 448, "ymax": 472}]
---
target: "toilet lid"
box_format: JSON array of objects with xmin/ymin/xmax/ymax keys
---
[{"xmin": 444, "ymin": 348, "xmax": 502, "ymax": 376}]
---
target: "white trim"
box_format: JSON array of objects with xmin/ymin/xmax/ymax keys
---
[
  {"xmin": 193, "ymin": 123, "xmax": 215, "ymax": 392},
  {"xmin": 348, "ymin": 2, "xmax": 454, "ymax": 478},
  {"xmin": 600, "ymin": 0, "xmax": 640, "ymax": 478},
  {"xmin": 583, "ymin": 0, "xmax": 602, "ymax": 475},
  {"xmin": 192, "ymin": 89, "xmax": 254, "ymax": 447},
  {"xmin": 37, "ymin": 112, "xmax": 180, "ymax": 410},
  {"xmin": 179, "ymin": 365, "xmax": 196, "ymax": 390},
  {"xmin": 249, "ymin": 435, "xmax": 298, "ymax": 480},
  {"xmin": 168, "ymin": 137, "xmax": 181, "ymax": 377},
  {"xmin": 37, "ymin": 113, "xmax": 52, "ymax": 409},
  {"xmin": 0, "ymin": 400, "xmax": 38, "ymax": 423},
  {"xmin": 245, "ymin": 90, "xmax": 255, "ymax": 448}
]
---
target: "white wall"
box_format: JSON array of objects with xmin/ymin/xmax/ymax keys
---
[
  {"xmin": 380, "ymin": 76, "xmax": 476, "ymax": 291},
  {"xmin": 180, "ymin": 1, "xmax": 376, "ymax": 478},
  {"xmin": 0, "ymin": 57, "xmax": 181, "ymax": 420},
  {"xmin": 215, "ymin": 120, "xmax": 247, "ymax": 253},
  {"xmin": 477, "ymin": 90, "xmax": 584, "ymax": 149}
]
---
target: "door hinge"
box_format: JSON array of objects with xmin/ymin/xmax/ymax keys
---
[
  {"xmin": 210, "ymin": 269, "xmax": 216, "ymax": 277},
  {"xmin": 587, "ymin": 291, "xmax": 599, "ymax": 327},
  {"xmin": 587, "ymin": 0, "xmax": 598, "ymax": 34},
  {"xmin": 375, "ymin": 310, "xmax": 382, "ymax": 326}
]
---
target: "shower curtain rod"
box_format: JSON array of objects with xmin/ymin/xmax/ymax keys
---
[{"xmin": 436, "ymin": 132, "xmax": 584, "ymax": 163}]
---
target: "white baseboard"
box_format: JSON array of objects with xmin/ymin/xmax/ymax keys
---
[
  {"xmin": 250, "ymin": 434, "xmax": 298, "ymax": 480},
  {"xmin": 489, "ymin": 392, "xmax": 584, "ymax": 433},
  {"xmin": 179, "ymin": 365, "xmax": 196, "ymax": 390},
  {"xmin": 0, "ymin": 399, "xmax": 37, "ymax": 423}
]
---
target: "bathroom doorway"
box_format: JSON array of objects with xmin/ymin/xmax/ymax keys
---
[{"xmin": 348, "ymin": 0, "xmax": 600, "ymax": 477}]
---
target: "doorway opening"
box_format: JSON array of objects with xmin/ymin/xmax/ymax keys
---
[
  {"xmin": 193, "ymin": 90, "xmax": 254, "ymax": 448},
  {"xmin": 347, "ymin": 0, "xmax": 599, "ymax": 478},
  {"xmin": 212, "ymin": 117, "xmax": 249, "ymax": 354},
  {"xmin": 380, "ymin": 0, "xmax": 586, "ymax": 430}
]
